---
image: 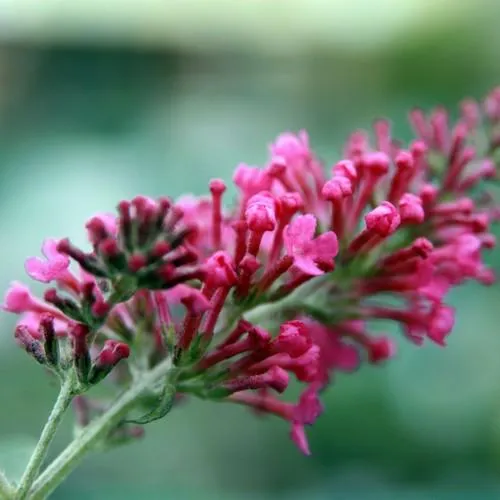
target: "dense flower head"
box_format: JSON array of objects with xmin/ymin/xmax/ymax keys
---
[{"xmin": 3, "ymin": 87, "xmax": 499, "ymax": 456}]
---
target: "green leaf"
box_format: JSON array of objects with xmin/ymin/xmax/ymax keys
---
[{"xmin": 125, "ymin": 384, "xmax": 176, "ymax": 425}]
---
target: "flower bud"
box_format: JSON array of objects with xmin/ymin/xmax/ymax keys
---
[
  {"xmin": 39, "ymin": 313, "xmax": 59, "ymax": 367},
  {"xmin": 88, "ymin": 340, "xmax": 130, "ymax": 385},
  {"xmin": 72, "ymin": 324, "xmax": 91, "ymax": 384},
  {"xmin": 15, "ymin": 325, "xmax": 46, "ymax": 365}
]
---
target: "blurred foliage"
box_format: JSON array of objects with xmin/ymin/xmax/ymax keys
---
[{"xmin": 0, "ymin": 2, "xmax": 500, "ymax": 498}]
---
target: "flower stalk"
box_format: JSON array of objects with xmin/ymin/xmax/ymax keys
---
[
  {"xmin": 29, "ymin": 357, "xmax": 174, "ymax": 500},
  {"xmin": 15, "ymin": 376, "xmax": 75, "ymax": 500}
]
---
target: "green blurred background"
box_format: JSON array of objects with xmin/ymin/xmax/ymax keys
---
[{"xmin": 1, "ymin": 0, "xmax": 500, "ymax": 498}]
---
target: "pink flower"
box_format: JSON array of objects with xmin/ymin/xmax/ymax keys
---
[
  {"xmin": 306, "ymin": 320, "xmax": 360, "ymax": 383},
  {"xmin": 290, "ymin": 385, "xmax": 323, "ymax": 455},
  {"xmin": 204, "ymin": 251, "xmax": 237, "ymax": 288},
  {"xmin": 427, "ymin": 304, "xmax": 455, "ymax": 346},
  {"xmin": 245, "ymin": 192, "xmax": 277, "ymax": 233},
  {"xmin": 419, "ymin": 276, "xmax": 451, "ymax": 302},
  {"xmin": 174, "ymin": 196, "xmax": 215, "ymax": 248},
  {"xmin": 85, "ymin": 212, "xmax": 118, "ymax": 245},
  {"xmin": 399, "ymin": 193, "xmax": 424, "ymax": 224},
  {"xmin": 97, "ymin": 212, "xmax": 118, "ymax": 235},
  {"xmin": 419, "ymin": 183, "xmax": 438, "ymax": 205},
  {"xmin": 94, "ymin": 340, "xmax": 131, "ymax": 368},
  {"xmin": 332, "ymin": 160, "xmax": 357, "ymax": 181},
  {"xmin": 228, "ymin": 383, "xmax": 323, "ymax": 455},
  {"xmin": 284, "ymin": 215, "xmax": 338, "ymax": 275},
  {"xmin": 365, "ymin": 202, "xmax": 401, "ymax": 236},
  {"xmin": 270, "ymin": 130, "xmax": 311, "ymax": 164},
  {"xmin": 273, "ymin": 320, "xmax": 312, "ymax": 357},
  {"xmin": 224, "ymin": 366, "xmax": 290, "ymax": 394},
  {"xmin": 363, "ymin": 151, "xmax": 390, "ymax": 177},
  {"xmin": 87, "ymin": 339, "xmax": 131, "ymax": 385},
  {"xmin": 430, "ymin": 234, "xmax": 493, "ymax": 284},
  {"xmin": 367, "ymin": 337, "xmax": 396, "ymax": 364},
  {"xmin": 312, "ymin": 232, "xmax": 340, "ymax": 271},
  {"xmin": 322, "ymin": 175, "xmax": 352, "ymax": 201},
  {"xmin": 2, "ymin": 87, "xmax": 500, "ymax": 458},
  {"xmin": 2, "ymin": 282, "xmax": 40, "ymax": 313},
  {"xmin": 25, "ymin": 239, "xmax": 70, "ymax": 283},
  {"xmin": 233, "ymin": 164, "xmax": 273, "ymax": 197}
]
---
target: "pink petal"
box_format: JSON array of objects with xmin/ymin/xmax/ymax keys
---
[
  {"xmin": 42, "ymin": 239, "xmax": 63, "ymax": 260},
  {"xmin": 245, "ymin": 192, "xmax": 277, "ymax": 233},
  {"xmin": 296, "ymin": 386, "xmax": 323, "ymax": 424},
  {"xmin": 399, "ymin": 193, "xmax": 424, "ymax": 223},
  {"xmin": 25, "ymin": 239, "xmax": 70, "ymax": 283},
  {"xmin": 2, "ymin": 281, "xmax": 33, "ymax": 313},
  {"xmin": 312, "ymin": 231, "xmax": 339, "ymax": 261},
  {"xmin": 294, "ymin": 256, "xmax": 322, "ymax": 276},
  {"xmin": 233, "ymin": 164, "xmax": 272, "ymax": 194},
  {"xmin": 271, "ymin": 132, "xmax": 310, "ymax": 162},
  {"xmin": 365, "ymin": 202, "xmax": 401, "ymax": 236},
  {"xmin": 284, "ymin": 214, "xmax": 317, "ymax": 255},
  {"xmin": 25, "ymin": 256, "xmax": 69, "ymax": 283},
  {"xmin": 290, "ymin": 424, "xmax": 311, "ymax": 455},
  {"xmin": 428, "ymin": 305, "xmax": 455, "ymax": 345}
]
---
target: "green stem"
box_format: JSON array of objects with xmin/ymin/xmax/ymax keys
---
[
  {"xmin": 0, "ymin": 470, "xmax": 15, "ymax": 499},
  {"xmin": 15, "ymin": 377, "xmax": 75, "ymax": 500},
  {"xmin": 29, "ymin": 357, "xmax": 173, "ymax": 500}
]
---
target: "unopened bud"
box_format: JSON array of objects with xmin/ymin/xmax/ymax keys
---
[
  {"xmin": 99, "ymin": 238, "xmax": 126, "ymax": 271},
  {"xmin": 88, "ymin": 340, "xmax": 130, "ymax": 385},
  {"xmin": 15, "ymin": 325, "xmax": 46, "ymax": 365},
  {"xmin": 39, "ymin": 313, "xmax": 59, "ymax": 367},
  {"xmin": 72, "ymin": 324, "xmax": 91, "ymax": 384}
]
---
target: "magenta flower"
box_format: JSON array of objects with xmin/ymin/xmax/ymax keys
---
[
  {"xmin": 245, "ymin": 192, "xmax": 277, "ymax": 233},
  {"xmin": 2, "ymin": 282, "xmax": 56, "ymax": 315},
  {"xmin": 365, "ymin": 202, "xmax": 401, "ymax": 236},
  {"xmin": 305, "ymin": 319, "xmax": 361, "ymax": 384},
  {"xmin": 284, "ymin": 214, "xmax": 338, "ymax": 276},
  {"xmin": 234, "ymin": 163, "xmax": 273, "ymax": 198},
  {"xmin": 290, "ymin": 386, "xmax": 323, "ymax": 455},
  {"xmin": 85, "ymin": 212, "xmax": 118, "ymax": 246},
  {"xmin": 2, "ymin": 87, "xmax": 499, "ymax": 463},
  {"xmin": 229, "ymin": 382, "xmax": 323, "ymax": 456},
  {"xmin": 270, "ymin": 130, "xmax": 311, "ymax": 163},
  {"xmin": 25, "ymin": 239, "xmax": 71, "ymax": 283},
  {"xmin": 427, "ymin": 304, "xmax": 456, "ymax": 346},
  {"xmin": 399, "ymin": 193, "xmax": 425, "ymax": 224}
]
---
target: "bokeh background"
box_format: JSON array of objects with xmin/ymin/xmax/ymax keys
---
[{"xmin": 1, "ymin": 0, "xmax": 500, "ymax": 498}]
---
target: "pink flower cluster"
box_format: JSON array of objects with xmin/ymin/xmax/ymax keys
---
[{"xmin": 3, "ymin": 88, "xmax": 499, "ymax": 455}]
